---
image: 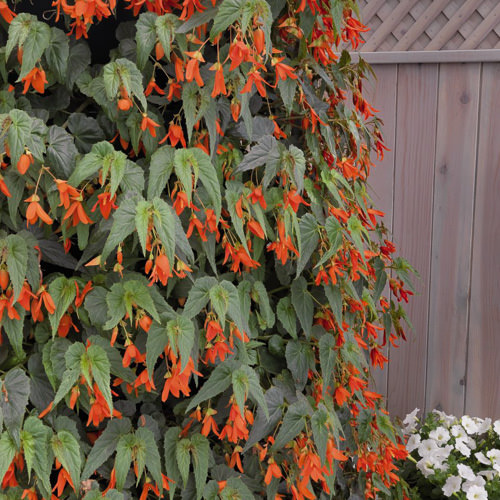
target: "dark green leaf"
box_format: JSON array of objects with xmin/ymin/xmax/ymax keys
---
[
  {"xmin": 52, "ymin": 430, "xmax": 81, "ymax": 494},
  {"xmin": 285, "ymin": 340, "xmax": 314, "ymax": 391},
  {"xmin": 6, "ymin": 234, "xmax": 27, "ymax": 302},
  {"xmin": 48, "ymin": 277, "xmax": 77, "ymax": 336},
  {"xmin": 114, "ymin": 433, "xmax": 135, "ymax": 491},
  {"xmin": 176, "ymin": 438, "xmax": 191, "ymax": 487},
  {"xmin": 190, "ymin": 433, "xmax": 209, "ymax": 500},
  {"xmin": 0, "ymin": 432, "xmax": 16, "ymax": 486},
  {"xmin": 135, "ymin": 12, "xmax": 157, "ymax": 70},
  {"xmin": 297, "ymin": 213, "xmax": 318, "ymax": 276},
  {"xmin": 276, "ymin": 296, "xmax": 297, "ymax": 339},
  {"xmin": 147, "ymin": 146, "xmax": 175, "ymax": 200},
  {"xmin": 291, "ymin": 277, "xmax": 314, "ymax": 336},
  {"xmin": 319, "ymin": 334, "xmax": 336, "ymax": 394},
  {"xmin": 45, "ymin": 28, "xmax": 69, "ymax": 83},
  {"xmin": 46, "ymin": 126, "xmax": 78, "ymax": 179},
  {"xmin": 272, "ymin": 397, "xmax": 311, "ymax": 451}
]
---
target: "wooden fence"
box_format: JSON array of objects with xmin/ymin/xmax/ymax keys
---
[{"xmin": 358, "ymin": 2, "xmax": 500, "ymax": 421}]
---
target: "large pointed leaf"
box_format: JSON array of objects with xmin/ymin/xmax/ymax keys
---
[
  {"xmin": 48, "ymin": 277, "xmax": 77, "ymax": 336},
  {"xmin": 190, "ymin": 434, "xmax": 209, "ymax": 500},
  {"xmin": 52, "ymin": 430, "xmax": 82, "ymax": 494},
  {"xmin": 6, "ymin": 234, "xmax": 27, "ymax": 302}
]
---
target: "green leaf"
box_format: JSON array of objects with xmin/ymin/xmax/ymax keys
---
[
  {"xmin": 0, "ymin": 432, "xmax": 16, "ymax": 486},
  {"xmin": 147, "ymin": 146, "xmax": 175, "ymax": 200},
  {"xmin": 186, "ymin": 360, "xmax": 236, "ymax": 412},
  {"xmin": 376, "ymin": 413, "xmax": 396, "ymax": 444},
  {"xmin": 193, "ymin": 148, "xmax": 222, "ymax": 220},
  {"xmin": 69, "ymin": 141, "xmax": 113, "ymax": 186},
  {"xmin": 244, "ymin": 386, "xmax": 283, "ymax": 451},
  {"xmin": 2, "ymin": 307, "xmax": 25, "ymax": 360},
  {"xmin": 123, "ymin": 280, "xmax": 160, "ymax": 322},
  {"xmin": 176, "ymin": 438, "xmax": 191, "ymax": 487},
  {"xmin": 18, "ymin": 20, "xmax": 50, "ymax": 79},
  {"xmin": 209, "ymin": 284, "xmax": 229, "ymax": 325},
  {"xmin": 7, "ymin": 109, "xmax": 32, "ymax": 168},
  {"xmin": 103, "ymin": 58, "xmax": 146, "ymax": 110},
  {"xmin": 114, "ymin": 433, "xmax": 135, "ymax": 491},
  {"xmin": 297, "ymin": 214, "xmax": 318, "ymax": 276},
  {"xmin": 67, "ymin": 39, "xmax": 91, "ymax": 89},
  {"xmin": 234, "ymin": 135, "xmax": 278, "ymax": 173},
  {"xmin": 285, "ymin": 340, "xmax": 314, "ymax": 391},
  {"xmin": 46, "ymin": 126, "xmax": 78, "ymax": 179},
  {"xmin": 210, "ymin": 0, "xmax": 244, "ymax": 38},
  {"xmin": 84, "ymin": 287, "xmax": 109, "ymax": 328},
  {"xmin": 135, "ymin": 199, "xmax": 152, "ymax": 256},
  {"xmin": 136, "ymin": 427, "xmax": 163, "ymax": 491},
  {"xmin": 87, "ymin": 344, "xmax": 112, "ymax": 415},
  {"xmin": 173, "ymin": 148, "xmax": 196, "ymax": 204},
  {"xmin": 156, "ymin": 14, "xmax": 179, "ymax": 59},
  {"xmin": 183, "ymin": 276, "xmax": 218, "ymax": 320},
  {"xmin": 276, "ymin": 296, "xmax": 297, "ymax": 339},
  {"xmin": 6, "ymin": 234, "xmax": 27, "ymax": 302},
  {"xmin": 136, "ymin": 12, "xmax": 157, "ymax": 70},
  {"xmin": 82, "ymin": 418, "xmax": 131, "ymax": 479},
  {"xmin": 164, "ymin": 427, "xmax": 182, "ymax": 495},
  {"xmin": 167, "ymin": 315, "xmax": 195, "ymax": 372},
  {"xmin": 101, "ymin": 196, "xmax": 140, "ymax": 262},
  {"xmin": 52, "ymin": 430, "xmax": 82, "ymax": 494},
  {"xmin": 277, "ymin": 78, "xmax": 297, "ymax": 114},
  {"xmin": 152, "ymin": 197, "xmax": 176, "ymax": 263},
  {"xmin": 272, "ymin": 397, "xmax": 311, "ymax": 451},
  {"xmin": 67, "ymin": 113, "xmax": 105, "ymax": 154},
  {"xmin": 291, "ymin": 277, "xmax": 314, "ymax": 336},
  {"xmin": 0, "ymin": 368, "xmax": 30, "ymax": 446},
  {"xmin": 48, "ymin": 277, "xmax": 77, "ymax": 336},
  {"xmin": 288, "ymin": 145, "xmax": 306, "ymax": 193},
  {"xmin": 103, "ymin": 283, "xmax": 127, "ymax": 331},
  {"xmin": 45, "ymin": 28, "xmax": 69, "ymax": 83},
  {"xmin": 190, "ymin": 434, "xmax": 209, "ymax": 500},
  {"xmin": 319, "ymin": 334, "xmax": 336, "ymax": 394},
  {"xmin": 252, "ymin": 281, "xmax": 275, "ymax": 329},
  {"xmin": 52, "ymin": 368, "xmax": 79, "ymax": 408},
  {"xmin": 324, "ymin": 284, "xmax": 343, "ymax": 326},
  {"xmin": 146, "ymin": 322, "xmax": 169, "ymax": 375},
  {"xmin": 22, "ymin": 417, "xmax": 52, "ymax": 494},
  {"xmin": 311, "ymin": 406, "xmax": 329, "ymax": 464},
  {"xmin": 6, "ymin": 13, "xmax": 32, "ymax": 60}
]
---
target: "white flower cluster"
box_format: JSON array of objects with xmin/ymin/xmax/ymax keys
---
[{"xmin": 403, "ymin": 409, "xmax": 500, "ymax": 500}]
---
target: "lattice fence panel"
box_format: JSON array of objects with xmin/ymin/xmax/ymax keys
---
[{"xmin": 356, "ymin": 0, "xmax": 500, "ymax": 52}]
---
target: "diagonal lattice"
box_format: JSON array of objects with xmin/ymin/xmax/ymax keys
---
[{"xmin": 355, "ymin": 0, "xmax": 500, "ymax": 52}]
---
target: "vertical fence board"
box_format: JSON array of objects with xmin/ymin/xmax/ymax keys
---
[
  {"xmin": 365, "ymin": 64, "xmax": 398, "ymax": 399},
  {"xmin": 465, "ymin": 63, "xmax": 500, "ymax": 418},
  {"xmin": 425, "ymin": 63, "xmax": 481, "ymax": 416},
  {"xmin": 387, "ymin": 64, "xmax": 438, "ymax": 419}
]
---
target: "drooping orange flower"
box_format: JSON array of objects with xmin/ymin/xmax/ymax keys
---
[
  {"xmin": 209, "ymin": 62, "xmax": 227, "ymax": 98},
  {"xmin": 228, "ymin": 40, "xmax": 251, "ymax": 71},
  {"xmin": 0, "ymin": 1, "xmax": 16, "ymax": 23},
  {"xmin": 91, "ymin": 192, "xmax": 118, "ymax": 219},
  {"xmin": 219, "ymin": 400, "xmax": 253, "ymax": 443},
  {"xmin": 148, "ymin": 253, "xmax": 173, "ymax": 286},
  {"xmin": 52, "ymin": 464, "xmax": 75, "ymax": 497},
  {"xmin": 25, "ymin": 194, "xmax": 53, "ymax": 227},
  {"xmin": 56, "ymin": 180, "xmax": 80, "ymax": 209},
  {"xmin": 57, "ymin": 313, "xmax": 79, "ymax": 338},
  {"xmin": 179, "ymin": 0, "xmax": 205, "ymax": 20},
  {"xmin": 267, "ymin": 219, "xmax": 299, "ymax": 265},
  {"xmin": 272, "ymin": 56, "xmax": 298, "ymax": 86},
  {"xmin": 247, "ymin": 186, "xmax": 267, "ymax": 209},
  {"xmin": 63, "ymin": 197, "xmax": 93, "ymax": 226},
  {"xmin": 21, "ymin": 488, "xmax": 38, "ymax": 500},
  {"xmin": 145, "ymin": 78, "xmax": 165, "ymax": 96},
  {"xmin": 0, "ymin": 175, "xmax": 11, "ymax": 197},
  {"xmin": 141, "ymin": 114, "xmax": 160, "ymax": 137},
  {"xmin": 240, "ymin": 68, "xmax": 268, "ymax": 98},
  {"xmin": 284, "ymin": 189, "xmax": 309, "ymax": 212},
  {"xmin": 185, "ymin": 51, "xmax": 205, "ymax": 86},
  {"xmin": 160, "ymin": 122, "xmax": 187, "ymax": 147},
  {"xmin": 17, "ymin": 152, "xmax": 34, "ymax": 175},
  {"xmin": 264, "ymin": 460, "xmax": 282, "ymax": 485},
  {"xmin": 247, "ymin": 219, "xmax": 265, "ymax": 239},
  {"xmin": 87, "ymin": 384, "xmax": 122, "ymax": 427},
  {"xmin": 21, "ymin": 67, "xmax": 48, "ymax": 94},
  {"xmin": 201, "ymin": 408, "xmax": 219, "ymax": 437}
]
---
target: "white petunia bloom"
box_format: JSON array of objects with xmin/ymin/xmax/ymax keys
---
[
  {"xmin": 402, "ymin": 408, "xmax": 420, "ymax": 434},
  {"xmin": 493, "ymin": 420, "xmax": 500, "ymax": 437},
  {"xmin": 486, "ymin": 449, "xmax": 500, "ymax": 465},
  {"xmin": 433, "ymin": 410, "xmax": 456, "ymax": 427},
  {"xmin": 429, "ymin": 426, "xmax": 451, "ymax": 446},
  {"xmin": 462, "ymin": 416, "xmax": 479, "ymax": 435},
  {"xmin": 466, "ymin": 484, "xmax": 488, "ymax": 500},
  {"xmin": 416, "ymin": 458, "xmax": 436, "ymax": 478},
  {"xmin": 406, "ymin": 433, "xmax": 421, "ymax": 452},
  {"xmin": 418, "ymin": 439, "xmax": 439, "ymax": 458},
  {"xmin": 442, "ymin": 475, "xmax": 461, "ymax": 497},
  {"xmin": 493, "ymin": 463, "xmax": 500, "ymax": 474},
  {"xmin": 479, "ymin": 469, "xmax": 496, "ymax": 481},
  {"xmin": 462, "ymin": 475, "xmax": 486, "ymax": 494},
  {"xmin": 452, "ymin": 424, "xmax": 467, "ymax": 440},
  {"xmin": 475, "ymin": 451, "xmax": 491, "ymax": 465},
  {"xmin": 455, "ymin": 438, "xmax": 472, "ymax": 457},
  {"xmin": 475, "ymin": 417, "xmax": 491, "ymax": 435},
  {"xmin": 457, "ymin": 463, "xmax": 476, "ymax": 481}
]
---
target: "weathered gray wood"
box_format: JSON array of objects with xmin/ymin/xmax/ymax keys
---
[
  {"xmin": 426, "ymin": 0, "xmax": 485, "ymax": 50},
  {"xmin": 351, "ymin": 49, "xmax": 500, "ymax": 64},
  {"xmin": 460, "ymin": 3, "xmax": 500, "ymax": 49},
  {"xmin": 387, "ymin": 64, "xmax": 438, "ymax": 419},
  {"xmin": 393, "ymin": 0, "xmax": 455, "ymax": 51},
  {"xmin": 363, "ymin": 0, "xmax": 421, "ymax": 52},
  {"xmin": 465, "ymin": 63, "xmax": 500, "ymax": 419},
  {"xmin": 365, "ymin": 64, "xmax": 398, "ymax": 399},
  {"xmin": 425, "ymin": 63, "xmax": 481, "ymax": 416},
  {"xmin": 360, "ymin": 0, "xmax": 390, "ymax": 26}
]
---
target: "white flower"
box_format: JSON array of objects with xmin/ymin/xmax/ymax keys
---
[
  {"xmin": 475, "ymin": 451, "xmax": 491, "ymax": 465},
  {"xmin": 416, "ymin": 458, "xmax": 435, "ymax": 478},
  {"xmin": 402, "ymin": 408, "xmax": 420, "ymax": 433},
  {"xmin": 406, "ymin": 433, "xmax": 421, "ymax": 452},
  {"xmin": 479, "ymin": 469, "xmax": 496, "ymax": 481},
  {"xmin": 462, "ymin": 416, "xmax": 479, "ymax": 435},
  {"xmin": 493, "ymin": 463, "xmax": 500, "ymax": 474},
  {"xmin": 475, "ymin": 417, "xmax": 491, "ymax": 435},
  {"xmin": 458, "ymin": 463, "xmax": 476, "ymax": 481},
  {"xmin": 433, "ymin": 410, "xmax": 455, "ymax": 426},
  {"xmin": 455, "ymin": 438, "xmax": 472, "ymax": 457},
  {"xmin": 466, "ymin": 484, "xmax": 488, "ymax": 500},
  {"xmin": 442, "ymin": 475, "xmax": 461, "ymax": 497},
  {"xmin": 452, "ymin": 424, "xmax": 467, "ymax": 440},
  {"xmin": 493, "ymin": 420, "xmax": 500, "ymax": 437},
  {"xmin": 486, "ymin": 449, "xmax": 500, "ymax": 464},
  {"xmin": 418, "ymin": 439, "xmax": 439, "ymax": 458},
  {"xmin": 463, "ymin": 475, "xmax": 485, "ymax": 493},
  {"xmin": 429, "ymin": 426, "xmax": 451, "ymax": 446}
]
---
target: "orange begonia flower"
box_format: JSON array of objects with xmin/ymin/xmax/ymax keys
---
[
  {"xmin": 21, "ymin": 67, "xmax": 48, "ymax": 94},
  {"xmin": 209, "ymin": 62, "xmax": 227, "ymax": 98},
  {"xmin": 25, "ymin": 194, "xmax": 53, "ymax": 226},
  {"xmin": 141, "ymin": 114, "xmax": 160, "ymax": 137}
]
